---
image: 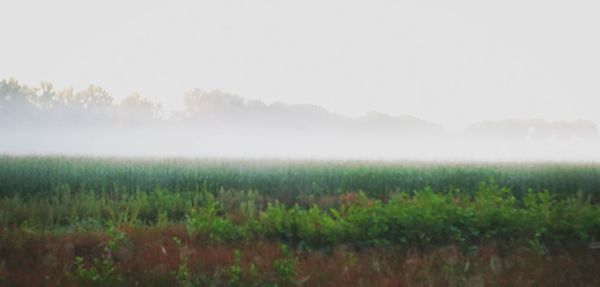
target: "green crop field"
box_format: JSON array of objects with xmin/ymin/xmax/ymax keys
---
[{"xmin": 1, "ymin": 156, "xmax": 600, "ymax": 286}]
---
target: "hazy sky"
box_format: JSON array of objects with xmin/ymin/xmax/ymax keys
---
[{"xmin": 2, "ymin": 0, "xmax": 599, "ymax": 130}]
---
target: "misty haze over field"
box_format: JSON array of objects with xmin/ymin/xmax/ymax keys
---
[
  {"xmin": 1, "ymin": 79, "xmax": 599, "ymax": 161},
  {"xmin": 3, "ymin": 1, "xmax": 600, "ymax": 161}
]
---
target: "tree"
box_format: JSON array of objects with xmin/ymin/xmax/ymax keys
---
[
  {"xmin": 0, "ymin": 78, "xmax": 36, "ymax": 125},
  {"xmin": 27, "ymin": 81, "xmax": 56, "ymax": 111},
  {"xmin": 183, "ymin": 89, "xmax": 245, "ymax": 116},
  {"xmin": 117, "ymin": 92, "xmax": 162, "ymax": 124},
  {"xmin": 0, "ymin": 78, "xmax": 33, "ymax": 109},
  {"xmin": 49, "ymin": 84, "xmax": 114, "ymax": 125}
]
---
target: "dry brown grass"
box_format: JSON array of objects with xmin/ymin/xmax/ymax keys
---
[{"xmin": 1, "ymin": 226, "xmax": 599, "ymax": 287}]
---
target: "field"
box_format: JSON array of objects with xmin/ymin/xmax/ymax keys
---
[{"xmin": 1, "ymin": 156, "xmax": 600, "ymax": 286}]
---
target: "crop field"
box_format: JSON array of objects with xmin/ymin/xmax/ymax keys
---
[{"xmin": 1, "ymin": 156, "xmax": 600, "ymax": 286}]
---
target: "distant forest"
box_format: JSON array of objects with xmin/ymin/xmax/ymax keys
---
[
  {"xmin": 0, "ymin": 78, "xmax": 443, "ymax": 138},
  {"xmin": 1, "ymin": 78, "xmax": 598, "ymax": 142}
]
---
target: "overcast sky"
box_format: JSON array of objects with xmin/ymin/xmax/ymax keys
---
[{"xmin": 2, "ymin": 0, "xmax": 599, "ymax": 130}]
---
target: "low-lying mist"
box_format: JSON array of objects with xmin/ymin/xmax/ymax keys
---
[{"xmin": 1, "ymin": 79, "xmax": 599, "ymax": 161}]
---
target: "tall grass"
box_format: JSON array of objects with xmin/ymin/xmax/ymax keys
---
[
  {"xmin": 2, "ymin": 156, "xmax": 600, "ymax": 286},
  {"xmin": 2, "ymin": 155, "xmax": 600, "ymax": 201}
]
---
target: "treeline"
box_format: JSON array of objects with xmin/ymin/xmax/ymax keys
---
[
  {"xmin": 0, "ymin": 78, "xmax": 341, "ymax": 126},
  {"xmin": 0, "ymin": 79, "xmax": 161, "ymax": 127},
  {"xmin": 2, "ymin": 78, "xmax": 598, "ymax": 142},
  {"xmin": 0, "ymin": 78, "xmax": 443, "ymax": 135}
]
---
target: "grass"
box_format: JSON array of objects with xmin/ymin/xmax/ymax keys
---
[
  {"xmin": 1, "ymin": 155, "xmax": 600, "ymax": 286},
  {"xmin": 2, "ymin": 155, "xmax": 600, "ymax": 200}
]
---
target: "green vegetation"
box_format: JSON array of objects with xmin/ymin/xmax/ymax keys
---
[
  {"xmin": 2, "ymin": 155, "xmax": 600, "ymax": 201},
  {"xmin": 1, "ymin": 156, "xmax": 600, "ymax": 286},
  {"xmin": 2, "ymin": 181, "xmax": 598, "ymax": 248}
]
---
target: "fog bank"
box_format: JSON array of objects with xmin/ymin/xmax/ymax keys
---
[{"xmin": 1, "ymin": 79, "xmax": 599, "ymax": 161}]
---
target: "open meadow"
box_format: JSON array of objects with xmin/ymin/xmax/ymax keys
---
[
  {"xmin": 4, "ymin": 1, "xmax": 600, "ymax": 286},
  {"xmin": 1, "ymin": 156, "xmax": 600, "ymax": 286}
]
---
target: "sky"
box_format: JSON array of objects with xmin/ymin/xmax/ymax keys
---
[{"xmin": 2, "ymin": 0, "xmax": 600, "ymax": 130}]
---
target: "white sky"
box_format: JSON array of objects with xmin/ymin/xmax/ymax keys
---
[{"xmin": 1, "ymin": 0, "xmax": 599, "ymax": 130}]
